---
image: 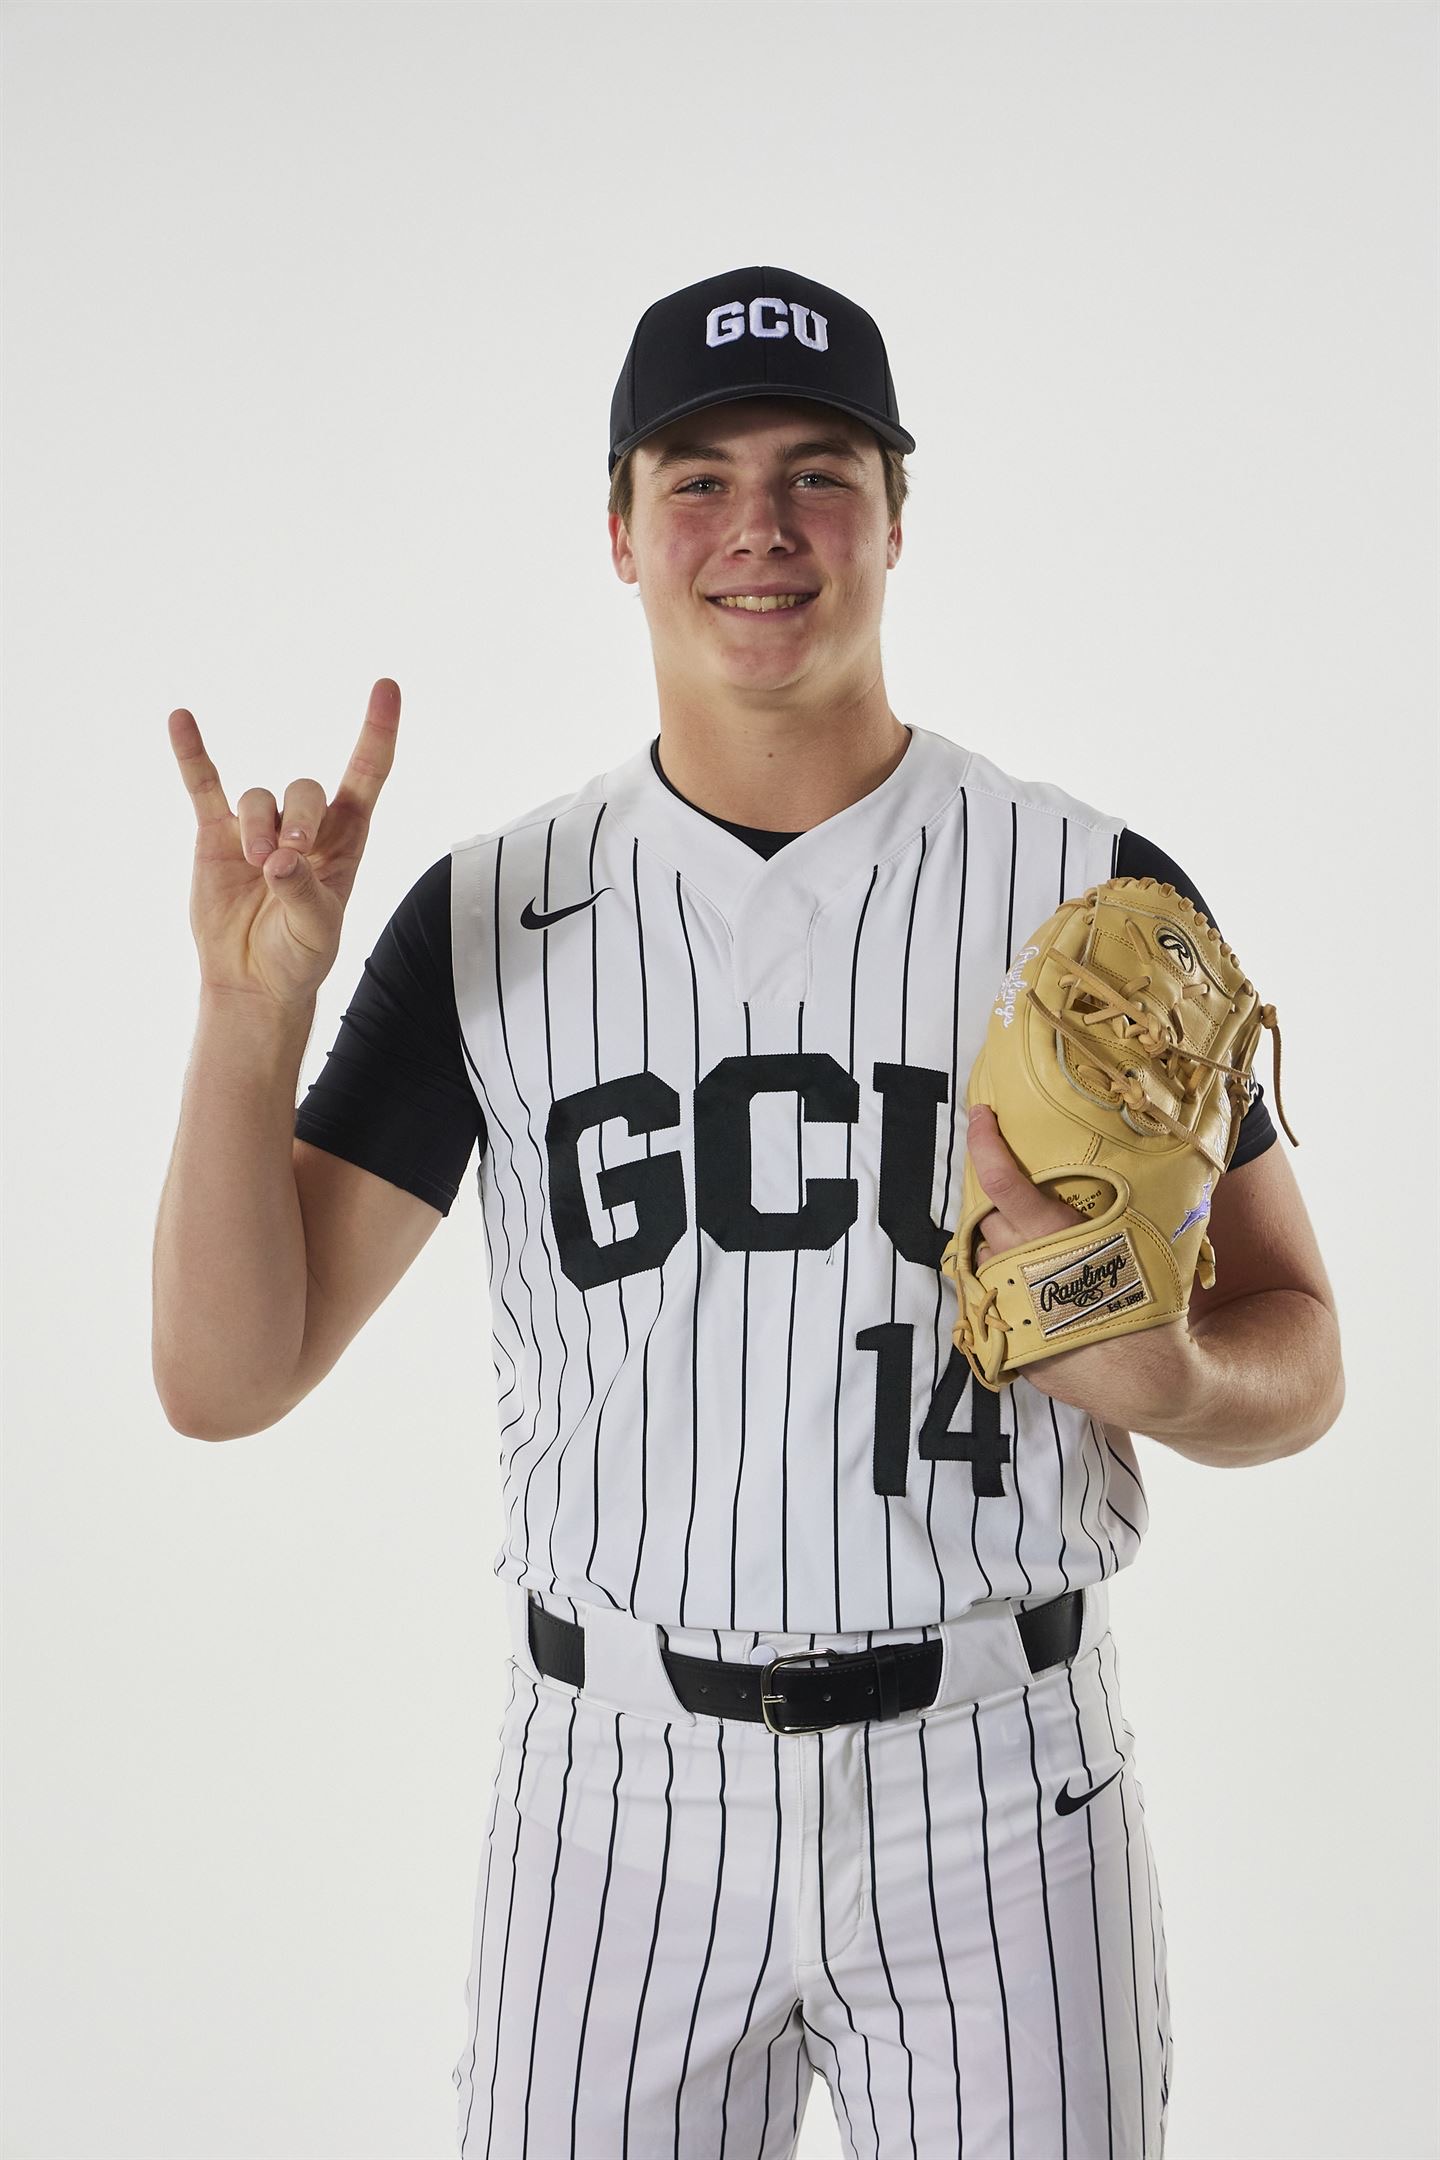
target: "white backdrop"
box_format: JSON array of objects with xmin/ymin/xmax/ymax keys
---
[{"xmin": 3, "ymin": 4, "xmax": 1435, "ymax": 2156}]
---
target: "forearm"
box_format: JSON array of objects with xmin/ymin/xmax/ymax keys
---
[
  {"xmin": 1143, "ymin": 1290, "xmax": 1345, "ymax": 1468},
  {"xmin": 152, "ymin": 989, "xmax": 315, "ymax": 1438}
]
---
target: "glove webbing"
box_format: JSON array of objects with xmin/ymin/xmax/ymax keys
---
[{"xmin": 1024, "ymin": 933, "xmax": 1296, "ymax": 1148}]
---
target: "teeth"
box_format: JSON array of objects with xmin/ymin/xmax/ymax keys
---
[{"xmin": 713, "ymin": 593, "xmax": 812, "ymax": 612}]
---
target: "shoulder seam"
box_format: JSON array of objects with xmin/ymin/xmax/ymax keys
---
[
  {"xmin": 957, "ymin": 772, "xmax": 1123, "ymax": 837},
  {"xmin": 450, "ymin": 793, "xmax": 605, "ymax": 856}
]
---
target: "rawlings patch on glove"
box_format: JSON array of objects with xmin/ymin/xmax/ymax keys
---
[{"xmin": 939, "ymin": 876, "xmax": 1297, "ymax": 1392}]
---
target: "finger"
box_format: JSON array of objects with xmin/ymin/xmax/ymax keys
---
[
  {"xmin": 331, "ymin": 677, "xmax": 401, "ymax": 822},
  {"xmin": 965, "ymin": 1117, "xmax": 1031, "ymax": 1209},
  {"xmin": 262, "ymin": 839, "xmax": 321, "ymax": 903},
  {"xmin": 277, "ymin": 777, "xmax": 329, "ymax": 856},
  {"xmin": 169, "ymin": 709, "xmax": 234, "ymax": 830},
  {"xmin": 974, "ymin": 1206, "xmax": 1007, "ymax": 1271},
  {"xmin": 236, "ymin": 785, "xmax": 281, "ymax": 864},
  {"xmin": 966, "ymin": 1106, "xmax": 1077, "ymax": 1241}
]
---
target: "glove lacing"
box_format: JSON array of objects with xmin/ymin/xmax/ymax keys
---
[
  {"xmin": 955, "ymin": 1272, "xmax": 1007, "ymax": 1376},
  {"xmin": 1024, "ymin": 915, "xmax": 1296, "ymax": 1147},
  {"xmin": 956, "ymin": 910, "xmax": 1297, "ymax": 1377}
]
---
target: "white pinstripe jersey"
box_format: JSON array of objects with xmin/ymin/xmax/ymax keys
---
[{"xmin": 449, "ymin": 722, "xmax": 1147, "ymax": 1634}]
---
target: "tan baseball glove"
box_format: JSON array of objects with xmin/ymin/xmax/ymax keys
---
[{"xmin": 939, "ymin": 876, "xmax": 1297, "ymax": 1392}]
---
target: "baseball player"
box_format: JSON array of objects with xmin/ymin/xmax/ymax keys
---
[{"xmin": 158, "ymin": 266, "xmax": 1343, "ymax": 2158}]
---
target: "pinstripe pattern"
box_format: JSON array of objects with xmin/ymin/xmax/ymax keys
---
[
  {"xmin": 449, "ymin": 725, "xmax": 1144, "ymax": 1637},
  {"xmin": 452, "ymin": 1608, "xmax": 1169, "ymax": 2156},
  {"xmin": 446, "ymin": 724, "xmax": 1173, "ymax": 2153}
]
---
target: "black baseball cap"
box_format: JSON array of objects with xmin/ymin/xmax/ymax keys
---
[{"xmin": 608, "ymin": 265, "xmax": 915, "ymax": 476}]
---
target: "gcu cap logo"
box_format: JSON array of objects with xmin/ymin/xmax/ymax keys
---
[{"xmin": 706, "ymin": 296, "xmax": 829, "ymax": 352}]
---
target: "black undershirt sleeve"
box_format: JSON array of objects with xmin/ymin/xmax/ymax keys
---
[{"xmin": 290, "ymin": 797, "xmax": 1277, "ymax": 1215}]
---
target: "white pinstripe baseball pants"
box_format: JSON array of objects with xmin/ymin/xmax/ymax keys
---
[{"xmin": 452, "ymin": 1580, "xmax": 1172, "ymax": 2158}]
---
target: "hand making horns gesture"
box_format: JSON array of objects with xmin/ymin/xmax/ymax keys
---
[{"xmin": 168, "ymin": 678, "xmax": 401, "ymax": 1012}]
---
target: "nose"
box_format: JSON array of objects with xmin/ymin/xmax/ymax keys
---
[
  {"xmin": 728, "ymin": 527, "xmax": 796, "ymax": 557},
  {"xmin": 723, "ymin": 480, "xmax": 807, "ymax": 550}
]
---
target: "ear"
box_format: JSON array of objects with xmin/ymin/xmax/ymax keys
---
[{"xmin": 609, "ymin": 510, "xmax": 638, "ymax": 588}]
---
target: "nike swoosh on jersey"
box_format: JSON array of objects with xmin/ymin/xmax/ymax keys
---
[
  {"xmin": 520, "ymin": 891, "xmax": 607, "ymax": 930},
  {"xmin": 1055, "ymin": 1766, "xmax": 1122, "ymax": 1815}
]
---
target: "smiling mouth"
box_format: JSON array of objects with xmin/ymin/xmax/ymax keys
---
[{"xmin": 706, "ymin": 593, "xmax": 818, "ymax": 615}]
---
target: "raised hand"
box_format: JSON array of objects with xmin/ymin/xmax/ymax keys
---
[{"xmin": 168, "ymin": 678, "xmax": 400, "ymax": 1011}]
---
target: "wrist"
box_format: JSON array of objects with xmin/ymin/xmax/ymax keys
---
[{"xmin": 194, "ymin": 984, "xmax": 316, "ymax": 1080}]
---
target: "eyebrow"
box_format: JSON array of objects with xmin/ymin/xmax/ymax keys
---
[{"xmin": 648, "ymin": 433, "xmax": 866, "ymax": 476}]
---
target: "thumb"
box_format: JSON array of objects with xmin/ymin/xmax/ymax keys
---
[
  {"xmin": 966, "ymin": 1105, "xmax": 1080, "ymax": 1238},
  {"xmin": 266, "ymin": 845, "xmax": 308, "ymax": 883}
]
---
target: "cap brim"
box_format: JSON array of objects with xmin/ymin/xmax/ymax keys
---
[{"xmin": 610, "ymin": 384, "xmax": 915, "ymax": 473}]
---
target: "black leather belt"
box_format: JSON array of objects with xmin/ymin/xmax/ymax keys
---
[{"xmin": 526, "ymin": 1589, "xmax": 1084, "ymax": 1736}]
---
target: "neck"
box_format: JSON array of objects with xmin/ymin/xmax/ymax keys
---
[{"xmin": 653, "ymin": 683, "xmax": 909, "ymax": 833}]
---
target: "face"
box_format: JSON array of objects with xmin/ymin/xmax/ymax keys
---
[{"xmin": 609, "ymin": 398, "xmax": 902, "ymax": 709}]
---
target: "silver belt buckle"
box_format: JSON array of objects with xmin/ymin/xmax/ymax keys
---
[{"xmin": 760, "ymin": 1648, "xmax": 845, "ymax": 1735}]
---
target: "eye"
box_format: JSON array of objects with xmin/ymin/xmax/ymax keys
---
[{"xmin": 675, "ymin": 471, "xmax": 841, "ymax": 495}]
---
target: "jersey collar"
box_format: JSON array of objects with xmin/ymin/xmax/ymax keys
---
[{"xmin": 600, "ymin": 722, "xmax": 971, "ymax": 930}]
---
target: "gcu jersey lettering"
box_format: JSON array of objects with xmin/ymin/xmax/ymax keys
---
[
  {"xmin": 449, "ymin": 724, "xmax": 1148, "ymax": 1634},
  {"xmin": 548, "ymin": 1053, "xmax": 974, "ymax": 1286},
  {"xmin": 706, "ymin": 294, "xmax": 828, "ymax": 350}
]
